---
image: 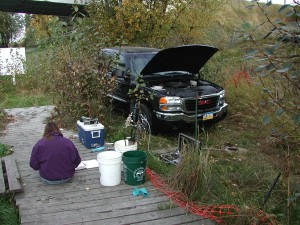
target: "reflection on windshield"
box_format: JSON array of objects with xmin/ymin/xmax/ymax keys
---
[
  {"xmin": 127, "ymin": 53, "xmax": 155, "ymax": 77},
  {"xmin": 153, "ymin": 71, "xmax": 191, "ymax": 76}
]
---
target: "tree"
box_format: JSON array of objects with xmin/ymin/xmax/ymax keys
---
[
  {"xmin": 85, "ymin": 0, "xmax": 226, "ymax": 48},
  {"xmin": 0, "ymin": 12, "xmax": 24, "ymax": 47},
  {"xmin": 242, "ymin": 0, "xmax": 299, "ymax": 134},
  {"xmin": 24, "ymin": 14, "xmax": 75, "ymax": 47}
]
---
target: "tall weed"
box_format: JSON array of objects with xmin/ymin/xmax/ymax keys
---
[{"xmin": 168, "ymin": 142, "xmax": 210, "ymax": 199}]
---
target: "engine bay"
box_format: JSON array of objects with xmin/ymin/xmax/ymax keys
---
[{"xmin": 149, "ymin": 79, "xmax": 220, "ymax": 97}]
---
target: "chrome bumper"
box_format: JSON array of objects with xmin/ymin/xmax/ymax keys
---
[{"xmin": 155, "ymin": 103, "xmax": 228, "ymax": 123}]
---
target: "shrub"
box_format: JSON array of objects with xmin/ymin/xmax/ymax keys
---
[{"xmin": 240, "ymin": 1, "xmax": 300, "ymax": 148}]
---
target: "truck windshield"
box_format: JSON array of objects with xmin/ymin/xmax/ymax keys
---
[{"xmin": 126, "ymin": 53, "xmax": 156, "ymax": 77}]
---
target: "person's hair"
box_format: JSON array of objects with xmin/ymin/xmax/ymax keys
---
[{"xmin": 43, "ymin": 121, "xmax": 62, "ymax": 140}]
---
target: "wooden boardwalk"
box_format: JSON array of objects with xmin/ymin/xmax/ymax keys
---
[{"xmin": 0, "ymin": 106, "xmax": 215, "ymax": 225}]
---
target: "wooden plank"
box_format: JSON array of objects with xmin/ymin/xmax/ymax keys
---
[
  {"xmin": 21, "ymin": 202, "xmax": 178, "ymax": 224},
  {"xmin": 20, "ymin": 195, "xmax": 168, "ymax": 219},
  {"xmin": 3, "ymin": 156, "xmax": 22, "ymax": 193},
  {"xmin": 0, "ymin": 159, "xmax": 6, "ymax": 194},
  {"xmin": 15, "ymin": 172, "xmax": 101, "ymax": 190},
  {"xmin": 15, "ymin": 179, "xmax": 137, "ymax": 200},
  {"xmin": 20, "ymin": 197, "xmax": 170, "ymax": 224},
  {"xmin": 69, "ymin": 207, "xmax": 193, "ymax": 225},
  {"xmin": 18, "ymin": 187, "xmax": 165, "ymax": 211},
  {"xmin": 16, "ymin": 185, "xmax": 160, "ymax": 207}
]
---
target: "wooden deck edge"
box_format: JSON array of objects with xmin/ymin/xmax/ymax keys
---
[
  {"xmin": 0, "ymin": 159, "xmax": 6, "ymax": 194},
  {"xmin": 0, "ymin": 156, "xmax": 23, "ymax": 194}
]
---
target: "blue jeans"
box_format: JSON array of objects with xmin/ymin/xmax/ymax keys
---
[{"xmin": 41, "ymin": 177, "xmax": 71, "ymax": 185}]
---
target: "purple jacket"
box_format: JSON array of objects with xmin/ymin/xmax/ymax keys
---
[{"xmin": 30, "ymin": 132, "xmax": 81, "ymax": 181}]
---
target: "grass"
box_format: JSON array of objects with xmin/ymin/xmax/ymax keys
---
[
  {"xmin": 0, "ymin": 92, "xmax": 52, "ymax": 109},
  {"xmin": 0, "ymin": 195, "xmax": 19, "ymax": 225},
  {"xmin": 0, "ymin": 75, "xmax": 53, "ymax": 109}
]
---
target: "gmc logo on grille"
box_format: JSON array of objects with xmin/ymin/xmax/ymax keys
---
[{"xmin": 198, "ymin": 99, "xmax": 212, "ymax": 106}]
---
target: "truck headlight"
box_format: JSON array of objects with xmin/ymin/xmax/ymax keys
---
[
  {"xmin": 159, "ymin": 96, "xmax": 183, "ymax": 111},
  {"xmin": 219, "ymin": 90, "xmax": 225, "ymax": 105}
]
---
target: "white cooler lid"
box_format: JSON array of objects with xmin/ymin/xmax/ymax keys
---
[{"xmin": 77, "ymin": 120, "xmax": 104, "ymax": 131}]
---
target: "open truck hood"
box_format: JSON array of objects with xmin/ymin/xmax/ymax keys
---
[{"xmin": 141, "ymin": 45, "xmax": 218, "ymax": 75}]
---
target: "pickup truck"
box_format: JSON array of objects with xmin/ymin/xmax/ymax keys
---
[{"xmin": 100, "ymin": 45, "xmax": 228, "ymax": 131}]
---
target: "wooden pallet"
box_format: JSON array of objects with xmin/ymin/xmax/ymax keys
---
[{"xmin": 0, "ymin": 155, "xmax": 23, "ymax": 194}]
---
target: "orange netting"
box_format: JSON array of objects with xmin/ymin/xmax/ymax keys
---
[
  {"xmin": 146, "ymin": 167, "xmax": 275, "ymax": 224},
  {"xmin": 233, "ymin": 70, "xmax": 251, "ymax": 87}
]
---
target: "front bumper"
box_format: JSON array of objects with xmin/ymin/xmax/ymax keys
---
[{"xmin": 155, "ymin": 103, "xmax": 228, "ymax": 123}]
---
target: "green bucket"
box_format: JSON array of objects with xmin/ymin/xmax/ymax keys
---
[{"xmin": 122, "ymin": 150, "xmax": 147, "ymax": 186}]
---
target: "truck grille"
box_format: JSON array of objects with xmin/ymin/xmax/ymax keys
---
[{"xmin": 184, "ymin": 96, "xmax": 219, "ymax": 112}]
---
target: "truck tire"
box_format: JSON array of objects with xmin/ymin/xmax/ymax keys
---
[{"xmin": 139, "ymin": 103, "xmax": 153, "ymax": 133}]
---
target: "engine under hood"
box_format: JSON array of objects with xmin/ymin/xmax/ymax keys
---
[{"xmin": 140, "ymin": 44, "xmax": 218, "ymax": 75}]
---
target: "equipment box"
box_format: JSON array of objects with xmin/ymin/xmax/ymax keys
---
[{"xmin": 77, "ymin": 121, "xmax": 105, "ymax": 148}]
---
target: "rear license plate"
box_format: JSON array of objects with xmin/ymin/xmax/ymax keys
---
[{"xmin": 203, "ymin": 113, "xmax": 213, "ymax": 121}]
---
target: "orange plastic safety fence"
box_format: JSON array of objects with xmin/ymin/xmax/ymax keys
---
[
  {"xmin": 146, "ymin": 167, "xmax": 238, "ymax": 224},
  {"xmin": 256, "ymin": 209, "xmax": 277, "ymax": 225},
  {"xmin": 233, "ymin": 70, "xmax": 251, "ymax": 87},
  {"xmin": 146, "ymin": 167, "xmax": 274, "ymax": 225}
]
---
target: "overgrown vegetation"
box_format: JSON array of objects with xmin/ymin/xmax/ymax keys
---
[{"xmin": 0, "ymin": 0, "xmax": 299, "ymax": 224}]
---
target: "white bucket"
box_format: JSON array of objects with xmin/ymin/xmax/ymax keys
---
[
  {"xmin": 97, "ymin": 151, "xmax": 122, "ymax": 186},
  {"xmin": 114, "ymin": 140, "xmax": 137, "ymax": 171},
  {"xmin": 114, "ymin": 139, "xmax": 137, "ymax": 153}
]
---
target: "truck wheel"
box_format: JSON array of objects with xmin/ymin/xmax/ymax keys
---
[{"xmin": 139, "ymin": 104, "xmax": 153, "ymax": 133}]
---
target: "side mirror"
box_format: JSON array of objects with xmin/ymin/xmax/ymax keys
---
[{"xmin": 112, "ymin": 69, "xmax": 124, "ymax": 77}]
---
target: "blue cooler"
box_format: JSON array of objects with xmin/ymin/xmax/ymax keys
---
[{"xmin": 77, "ymin": 121, "xmax": 105, "ymax": 148}]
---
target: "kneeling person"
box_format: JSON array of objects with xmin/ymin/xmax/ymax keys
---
[{"xmin": 30, "ymin": 122, "xmax": 81, "ymax": 184}]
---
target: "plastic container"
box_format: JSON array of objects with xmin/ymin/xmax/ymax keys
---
[
  {"xmin": 122, "ymin": 150, "xmax": 147, "ymax": 186},
  {"xmin": 97, "ymin": 151, "xmax": 122, "ymax": 186},
  {"xmin": 115, "ymin": 139, "xmax": 138, "ymax": 171},
  {"xmin": 77, "ymin": 121, "xmax": 105, "ymax": 148},
  {"xmin": 114, "ymin": 139, "xmax": 137, "ymax": 153}
]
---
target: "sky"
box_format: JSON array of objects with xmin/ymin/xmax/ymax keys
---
[{"xmin": 248, "ymin": 0, "xmax": 297, "ymax": 4}]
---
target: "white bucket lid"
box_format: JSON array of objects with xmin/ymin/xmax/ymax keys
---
[
  {"xmin": 114, "ymin": 140, "xmax": 137, "ymax": 153},
  {"xmin": 97, "ymin": 151, "xmax": 122, "ymax": 160}
]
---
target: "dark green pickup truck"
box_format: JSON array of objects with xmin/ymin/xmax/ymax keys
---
[{"xmin": 100, "ymin": 45, "xmax": 228, "ymax": 131}]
